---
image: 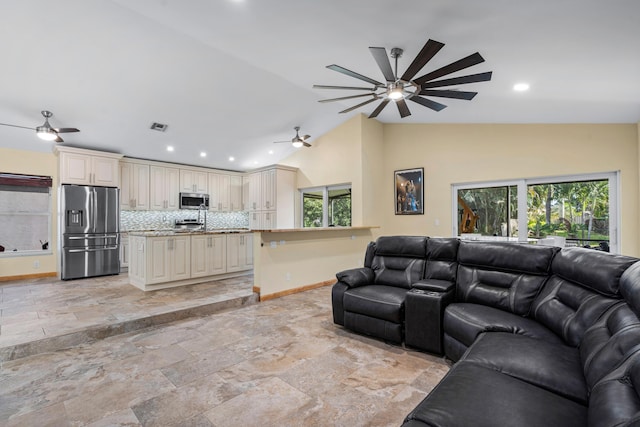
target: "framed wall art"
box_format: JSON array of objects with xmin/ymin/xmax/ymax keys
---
[{"xmin": 395, "ymin": 168, "xmax": 424, "ymax": 215}]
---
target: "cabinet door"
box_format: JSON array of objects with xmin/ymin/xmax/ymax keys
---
[
  {"xmin": 165, "ymin": 167, "xmax": 180, "ymax": 210},
  {"xmin": 171, "ymin": 236, "xmax": 191, "ymax": 281},
  {"xmin": 180, "ymin": 169, "xmax": 208, "ymax": 193},
  {"xmin": 120, "ymin": 234, "xmax": 129, "ymax": 269},
  {"xmin": 120, "ymin": 162, "xmax": 133, "ymax": 209},
  {"xmin": 91, "ymin": 156, "xmax": 119, "ymax": 187},
  {"xmin": 209, "ymin": 235, "xmax": 227, "ymax": 275},
  {"xmin": 208, "ymin": 173, "xmax": 226, "ymax": 211},
  {"xmin": 261, "ymin": 169, "xmax": 276, "ymax": 210},
  {"xmin": 248, "ymin": 172, "xmax": 261, "ymax": 211},
  {"xmin": 242, "ymin": 233, "xmax": 254, "ymax": 269},
  {"xmin": 129, "ymin": 236, "xmax": 146, "ymax": 281},
  {"xmin": 263, "ymin": 211, "xmax": 277, "ymax": 230},
  {"xmin": 242, "ymin": 176, "xmax": 250, "ymax": 211},
  {"xmin": 147, "ymin": 237, "xmax": 171, "ymax": 284},
  {"xmin": 60, "ymin": 152, "xmax": 91, "ymax": 184},
  {"xmin": 218, "ymin": 174, "xmax": 230, "ymax": 211},
  {"xmin": 149, "ymin": 166, "xmax": 167, "ymax": 210},
  {"xmin": 226, "ymin": 234, "xmax": 242, "ymax": 272},
  {"xmin": 190, "ymin": 235, "xmax": 209, "ymax": 278},
  {"xmin": 229, "ymin": 175, "xmax": 243, "ymax": 211},
  {"xmin": 132, "ymin": 163, "xmax": 150, "ymax": 210},
  {"xmin": 249, "ymin": 211, "xmax": 261, "ymax": 230}
]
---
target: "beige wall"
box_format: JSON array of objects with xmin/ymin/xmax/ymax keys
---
[
  {"xmin": 0, "ymin": 147, "xmax": 58, "ymax": 277},
  {"xmin": 382, "ymin": 124, "xmax": 640, "ymax": 256}
]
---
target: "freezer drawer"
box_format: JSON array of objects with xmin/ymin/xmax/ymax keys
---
[{"xmin": 61, "ymin": 246, "xmax": 120, "ymax": 280}]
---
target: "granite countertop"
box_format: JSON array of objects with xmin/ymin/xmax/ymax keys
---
[{"xmin": 127, "ymin": 229, "xmax": 251, "ymax": 237}]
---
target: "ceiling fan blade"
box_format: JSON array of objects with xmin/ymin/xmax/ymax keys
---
[
  {"xmin": 414, "ymin": 52, "xmax": 485, "ymax": 84},
  {"xmin": 313, "ymin": 84, "xmax": 376, "ymax": 91},
  {"xmin": 419, "ymin": 89, "xmax": 477, "ymax": 100},
  {"xmin": 54, "ymin": 127, "xmax": 80, "ymax": 133},
  {"xmin": 338, "ymin": 96, "xmax": 379, "ymax": 114},
  {"xmin": 303, "ymin": 141, "xmax": 312, "ymax": 147},
  {"xmin": 0, "ymin": 122, "xmax": 36, "ymax": 130},
  {"xmin": 327, "ymin": 64, "xmax": 384, "ymax": 87},
  {"xmin": 401, "ymin": 39, "xmax": 445, "ymax": 82},
  {"xmin": 369, "ymin": 47, "xmax": 396, "ymax": 82},
  {"xmin": 302, "ymin": 135, "xmax": 311, "ymax": 140},
  {"xmin": 319, "ymin": 93, "xmax": 376, "ymax": 103},
  {"xmin": 421, "ymin": 71, "xmax": 493, "ymax": 89},
  {"xmin": 396, "ymin": 99, "xmax": 411, "ymax": 118},
  {"xmin": 54, "ymin": 134, "xmax": 64, "ymax": 143},
  {"xmin": 409, "ymin": 95, "xmax": 447, "ymax": 112},
  {"xmin": 273, "ymin": 141, "xmax": 291, "ymax": 144},
  {"xmin": 368, "ymin": 99, "xmax": 390, "ymax": 118}
]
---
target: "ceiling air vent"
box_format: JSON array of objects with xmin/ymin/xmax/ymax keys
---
[{"xmin": 150, "ymin": 122, "xmax": 168, "ymax": 132}]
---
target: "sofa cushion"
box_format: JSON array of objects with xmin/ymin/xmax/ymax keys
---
[
  {"xmin": 371, "ymin": 236, "xmax": 427, "ymax": 289},
  {"xmin": 343, "ymin": 312, "xmax": 403, "ymax": 343},
  {"xmin": 552, "ymin": 247, "xmax": 639, "ymax": 297},
  {"xmin": 424, "ymin": 237, "xmax": 459, "ymax": 283},
  {"xmin": 444, "ymin": 303, "xmax": 563, "ymax": 351},
  {"xmin": 456, "ymin": 242, "xmax": 558, "ymax": 316},
  {"xmin": 620, "ymin": 261, "xmax": 640, "ymax": 314},
  {"xmin": 343, "ymin": 285, "xmax": 408, "ymax": 323},
  {"xmin": 532, "ymin": 275, "xmax": 619, "ymax": 347},
  {"xmin": 403, "ymin": 362, "xmax": 587, "ymax": 427},
  {"xmin": 335, "ymin": 267, "xmax": 374, "ymax": 288},
  {"xmin": 588, "ymin": 354, "xmax": 640, "ymax": 427},
  {"xmin": 580, "ymin": 302, "xmax": 640, "ymax": 390},
  {"xmin": 463, "ymin": 332, "xmax": 587, "ymax": 403}
]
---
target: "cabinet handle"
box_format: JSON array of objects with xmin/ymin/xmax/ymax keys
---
[
  {"xmin": 252, "ymin": 202, "xmax": 256, "ymax": 210},
  {"xmin": 266, "ymin": 201, "xmax": 270, "ymax": 209}
]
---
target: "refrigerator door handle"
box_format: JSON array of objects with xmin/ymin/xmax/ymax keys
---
[
  {"xmin": 68, "ymin": 234, "xmax": 119, "ymax": 240},
  {"xmin": 67, "ymin": 246, "xmax": 118, "ymax": 253}
]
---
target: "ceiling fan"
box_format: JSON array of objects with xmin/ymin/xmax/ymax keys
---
[
  {"xmin": 313, "ymin": 38, "xmax": 492, "ymax": 118},
  {"xmin": 274, "ymin": 126, "xmax": 311, "ymax": 148},
  {"xmin": 0, "ymin": 110, "xmax": 80, "ymax": 142}
]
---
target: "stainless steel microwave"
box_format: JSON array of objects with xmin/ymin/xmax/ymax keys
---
[{"xmin": 179, "ymin": 192, "xmax": 209, "ymax": 210}]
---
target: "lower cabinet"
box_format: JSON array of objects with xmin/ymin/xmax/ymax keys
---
[
  {"xmin": 120, "ymin": 233, "xmax": 129, "ymax": 271},
  {"xmin": 227, "ymin": 233, "xmax": 254, "ymax": 272},
  {"xmin": 147, "ymin": 235, "xmax": 191, "ymax": 285},
  {"xmin": 128, "ymin": 233, "xmax": 252, "ymax": 290},
  {"xmin": 191, "ymin": 234, "xmax": 227, "ymax": 277}
]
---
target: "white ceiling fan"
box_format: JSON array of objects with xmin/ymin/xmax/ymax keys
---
[{"xmin": 273, "ymin": 126, "xmax": 311, "ymax": 148}]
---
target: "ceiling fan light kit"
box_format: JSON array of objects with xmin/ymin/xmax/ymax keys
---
[
  {"xmin": 314, "ymin": 37, "xmax": 493, "ymax": 119},
  {"xmin": 273, "ymin": 126, "xmax": 312, "ymax": 148}
]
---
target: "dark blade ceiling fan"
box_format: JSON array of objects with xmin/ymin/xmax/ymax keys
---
[
  {"xmin": 274, "ymin": 126, "xmax": 311, "ymax": 148},
  {"xmin": 0, "ymin": 110, "xmax": 80, "ymax": 142},
  {"xmin": 313, "ymin": 38, "xmax": 492, "ymax": 119}
]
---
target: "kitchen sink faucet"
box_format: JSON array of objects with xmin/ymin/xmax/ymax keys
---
[{"xmin": 198, "ymin": 203, "xmax": 207, "ymax": 231}]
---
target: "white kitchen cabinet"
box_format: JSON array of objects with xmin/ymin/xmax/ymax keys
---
[
  {"xmin": 120, "ymin": 161, "xmax": 149, "ymax": 210},
  {"xmin": 180, "ymin": 169, "xmax": 208, "ymax": 193},
  {"xmin": 229, "ymin": 175, "xmax": 243, "ymax": 212},
  {"xmin": 56, "ymin": 147, "xmax": 122, "ymax": 187},
  {"xmin": 227, "ymin": 233, "xmax": 253, "ymax": 272},
  {"xmin": 191, "ymin": 234, "xmax": 226, "ymax": 277},
  {"xmin": 146, "ymin": 235, "xmax": 190, "ymax": 284},
  {"xmin": 208, "ymin": 172, "xmax": 230, "ymax": 212},
  {"xmin": 245, "ymin": 166, "xmax": 296, "ymax": 229},
  {"xmin": 150, "ymin": 166, "xmax": 179, "ymax": 210},
  {"xmin": 119, "ymin": 233, "xmax": 129, "ymax": 271}
]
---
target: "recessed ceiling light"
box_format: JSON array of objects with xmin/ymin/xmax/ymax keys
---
[
  {"xmin": 513, "ymin": 83, "xmax": 530, "ymax": 92},
  {"xmin": 166, "ymin": 146, "xmax": 174, "ymax": 152},
  {"xmin": 253, "ymin": 161, "xmax": 259, "ymax": 165},
  {"xmin": 200, "ymin": 152, "xmax": 207, "ymax": 157},
  {"xmin": 268, "ymin": 150, "xmax": 274, "ymax": 155},
  {"xmin": 229, "ymin": 156, "xmax": 235, "ymax": 162}
]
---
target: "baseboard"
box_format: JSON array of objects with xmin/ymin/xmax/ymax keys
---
[
  {"xmin": 0, "ymin": 272, "xmax": 57, "ymax": 283},
  {"xmin": 252, "ymin": 286, "xmax": 261, "ymax": 294},
  {"xmin": 259, "ymin": 279, "xmax": 335, "ymax": 301}
]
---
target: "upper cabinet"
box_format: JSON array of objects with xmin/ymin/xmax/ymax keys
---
[
  {"xmin": 120, "ymin": 161, "xmax": 149, "ymax": 210},
  {"xmin": 208, "ymin": 173, "xmax": 244, "ymax": 212},
  {"xmin": 245, "ymin": 166, "xmax": 296, "ymax": 229},
  {"xmin": 150, "ymin": 165, "xmax": 179, "ymax": 210},
  {"xmin": 229, "ymin": 175, "xmax": 243, "ymax": 212},
  {"xmin": 179, "ymin": 169, "xmax": 207, "ymax": 194},
  {"xmin": 56, "ymin": 146, "xmax": 122, "ymax": 187}
]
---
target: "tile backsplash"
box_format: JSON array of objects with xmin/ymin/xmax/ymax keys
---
[{"xmin": 121, "ymin": 210, "xmax": 249, "ymax": 231}]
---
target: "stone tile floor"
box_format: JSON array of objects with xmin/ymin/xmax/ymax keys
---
[
  {"xmin": 0, "ymin": 280, "xmax": 450, "ymax": 426},
  {"xmin": 0, "ymin": 274, "xmax": 256, "ymax": 361}
]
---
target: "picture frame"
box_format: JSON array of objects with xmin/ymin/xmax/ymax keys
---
[{"xmin": 395, "ymin": 168, "xmax": 424, "ymax": 215}]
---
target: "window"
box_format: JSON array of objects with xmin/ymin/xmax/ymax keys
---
[
  {"xmin": 0, "ymin": 173, "xmax": 52, "ymax": 255},
  {"xmin": 301, "ymin": 184, "xmax": 352, "ymax": 227},
  {"xmin": 453, "ymin": 172, "xmax": 619, "ymax": 253}
]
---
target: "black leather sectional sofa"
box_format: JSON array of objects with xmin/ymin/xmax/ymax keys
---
[{"xmin": 331, "ymin": 236, "xmax": 640, "ymax": 427}]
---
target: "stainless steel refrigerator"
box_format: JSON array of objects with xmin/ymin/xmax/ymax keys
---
[{"xmin": 61, "ymin": 184, "xmax": 120, "ymax": 280}]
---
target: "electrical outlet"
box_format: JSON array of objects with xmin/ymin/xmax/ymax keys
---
[
  {"xmin": 285, "ymin": 272, "xmax": 291, "ymax": 281},
  {"xmin": 33, "ymin": 260, "xmax": 40, "ymax": 269}
]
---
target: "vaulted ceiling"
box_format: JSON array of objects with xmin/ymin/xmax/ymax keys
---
[{"xmin": 1, "ymin": 0, "xmax": 639, "ymax": 171}]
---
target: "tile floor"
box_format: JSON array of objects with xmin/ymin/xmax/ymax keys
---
[{"xmin": 0, "ymin": 278, "xmax": 449, "ymax": 426}]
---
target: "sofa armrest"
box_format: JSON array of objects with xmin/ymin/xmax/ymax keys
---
[
  {"xmin": 412, "ymin": 279, "xmax": 455, "ymax": 293},
  {"xmin": 336, "ymin": 267, "xmax": 374, "ymax": 288}
]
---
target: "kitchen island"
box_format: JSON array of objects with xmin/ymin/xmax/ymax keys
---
[{"xmin": 127, "ymin": 230, "xmax": 254, "ymax": 291}]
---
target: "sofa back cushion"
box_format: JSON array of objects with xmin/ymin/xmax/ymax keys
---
[
  {"xmin": 456, "ymin": 241, "xmax": 558, "ymax": 316},
  {"xmin": 532, "ymin": 248, "xmax": 638, "ymax": 347},
  {"xmin": 425, "ymin": 238, "xmax": 459, "ymax": 282},
  {"xmin": 371, "ymin": 236, "xmax": 427, "ymax": 289}
]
